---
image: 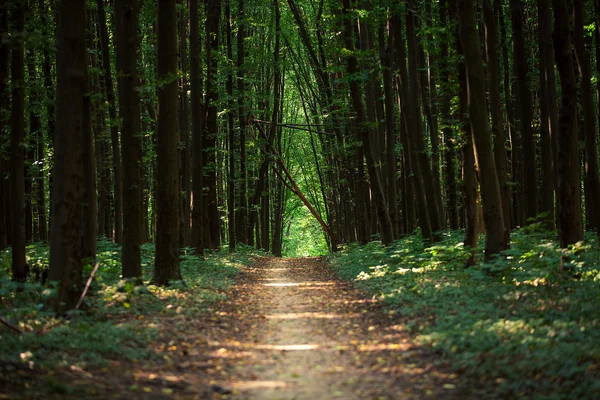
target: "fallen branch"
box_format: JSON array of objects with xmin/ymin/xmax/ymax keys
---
[
  {"xmin": 40, "ymin": 261, "xmax": 101, "ymax": 334},
  {"xmin": 0, "ymin": 316, "xmax": 23, "ymax": 334}
]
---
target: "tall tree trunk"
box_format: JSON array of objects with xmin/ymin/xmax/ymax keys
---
[
  {"xmin": 379, "ymin": 24, "xmax": 400, "ymax": 238},
  {"xmin": 236, "ymin": 0, "xmax": 247, "ymax": 244},
  {"xmin": 537, "ymin": 0, "xmax": 557, "ymax": 230},
  {"xmin": 440, "ymin": 0, "xmax": 459, "ymax": 230},
  {"xmin": 97, "ymin": 0, "xmax": 123, "ymax": 244},
  {"xmin": 31, "ymin": 34, "xmax": 48, "ymax": 242},
  {"xmin": 178, "ymin": 0, "xmax": 191, "ymax": 248},
  {"xmin": 190, "ymin": 0, "xmax": 204, "ymax": 253},
  {"xmin": 457, "ymin": 0, "xmax": 507, "ymax": 259},
  {"xmin": 510, "ymin": 0, "xmax": 536, "ymax": 224},
  {"xmin": 553, "ymin": 0, "xmax": 584, "ymax": 248},
  {"xmin": 497, "ymin": 0, "xmax": 518, "ymax": 228},
  {"xmin": 154, "ymin": 0, "xmax": 182, "ymax": 284},
  {"xmin": 11, "ymin": 1, "xmax": 26, "ymax": 281},
  {"xmin": 0, "ymin": 0, "xmax": 7, "ymax": 249},
  {"xmin": 204, "ymin": 0, "xmax": 221, "ymax": 249},
  {"xmin": 225, "ymin": 0, "xmax": 235, "ymax": 251},
  {"xmin": 27, "ymin": 48, "xmax": 42, "ymax": 242},
  {"xmin": 82, "ymin": 13, "xmax": 97, "ymax": 261},
  {"xmin": 406, "ymin": 0, "xmax": 443, "ymax": 240},
  {"xmin": 343, "ymin": 0, "xmax": 394, "ymax": 246},
  {"xmin": 484, "ymin": 0, "xmax": 510, "ymax": 244},
  {"xmin": 573, "ymin": 0, "xmax": 600, "ymax": 236},
  {"xmin": 116, "ymin": 0, "xmax": 142, "ymax": 278},
  {"xmin": 49, "ymin": 0, "xmax": 86, "ymax": 312}
]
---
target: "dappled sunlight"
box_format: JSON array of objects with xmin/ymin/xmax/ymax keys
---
[
  {"xmin": 262, "ymin": 281, "xmax": 336, "ymax": 287},
  {"xmin": 231, "ymin": 380, "xmax": 289, "ymax": 389},
  {"xmin": 265, "ymin": 312, "xmax": 352, "ymax": 320}
]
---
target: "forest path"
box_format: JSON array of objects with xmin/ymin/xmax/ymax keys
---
[{"xmin": 196, "ymin": 257, "xmax": 462, "ymax": 399}]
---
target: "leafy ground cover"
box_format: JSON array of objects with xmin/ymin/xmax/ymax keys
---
[
  {"xmin": 329, "ymin": 227, "xmax": 600, "ymax": 399},
  {"xmin": 0, "ymin": 239, "xmax": 254, "ymax": 397}
]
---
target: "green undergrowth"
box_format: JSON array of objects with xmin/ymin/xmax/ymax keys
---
[
  {"xmin": 330, "ymin": 227, "xmax": 600, "ymax": 399},
  {"xmin": 0, "ymin": 239, "xmax": 254, "ymax": 378}
]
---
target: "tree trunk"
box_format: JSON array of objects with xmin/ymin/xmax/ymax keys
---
[
  {"xmin": 154, "ymin": 0, "xmax": 182, "ymax": 284},
  {"xmin": 552, "ymin": 0, "xmax": 584, "ymax": 247},
  {"xmin": 178, "ymin": 0, "xmax": 191, "ymax": 248},
  {"xmin": 457, "ymin": 0, "xmax": 507, "ymax": 259},
  {"xmin": 204, "ymin": 0, "xmax": 221, "ymax": 250},
  {"xmin": 406, "ymin": 0, "xmax": 443, "ymax": 240},
  {"xmin": 97, "ymin": 0, "xmax": 123, "ymax": 244},
  {"xmin": 0, "ymin": 0, "xmax": 7, "ymax": 249},
  {"xmin": 190, "ymin": 0, "xmax": 204, "ymax": 253},
  {"xmin": 484, "ymin": 0, "xmax": 510, "ymax": 244},
  {"xmin": 49, "ymin": 0, "xmax": 86, "ymax": 312},
  {"xmin": 537, "ymin": 0, "xmax": 557, "ymax": 230},
  {"xmin": 440, "ymin": 0, "xmax": 459, "ymax": 230},
  {"xmin": 236, "ymin": 0, "xmax": 248, "ymax": 244},
  {"xmin": 343, "ymin": 0, "xmax": 393, "ymax": 246},
  {"xmin": 116, "ymin": 0, "xmax": 142, "ymax": 278},
  {"xmin": 573, "ymin": 0, "xmax": 600, "ymax": 236},
  {"xmin": 510, "ymin": 0, "xmax": 536, "ymax": 223},
  {"xmin": 82, "ymin": 13, "xmax": 97, "ymax": 261},
  {"xmin": 11, "ymin": 1, "xmax": 26, "ymax": 281},
  {"xmin": 27, "ymin": 48, "xmax": 42, "ymax": 242},
  {"xmin": 225, "ymin": 0, "xmax": 236, "ymax": 251}
]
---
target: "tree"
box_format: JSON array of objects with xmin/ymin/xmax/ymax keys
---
[
  {"xmin": 573, "ymin": 0, "xmax": 600, "ymax": 237},
  {"xmin": 204, "ymin": 0, "xmax": 221, "ymax": 250},
  {"xmin": 97, "ymin": 0, "xmax": 123, "ymax": 244},
  {"xmin": 0, "ymin": 0, "xmax": 8, "ymax": 249},
  {"xmin": 154, "ymin": 0, "xmax": 182, "ymax": 285},
  {"xmin": 11, "ymin": 0, "xmax": 26, "ymax": 281},
  {"xmin": 115, "ymin": 0, "xmax": 143, "ymax": 278},
  {"xmin": 49, "ymin": 0, "xmax": 87, "ymax": 311},
  {"xmin": 457, "ymin": 0, "xmax": 507, "ymax": 259},
  {"xmin": 510, "ymin": 0, "xmax": 536, "ymax": 224}
]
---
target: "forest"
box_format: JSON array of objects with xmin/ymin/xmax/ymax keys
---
[{"xmin": 1, "ymin": 0, "xmax": 600, "ymax": 398}]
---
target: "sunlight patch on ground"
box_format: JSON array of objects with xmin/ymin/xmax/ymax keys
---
[
  {"xmin": 262, "ymin": 282, "xmax": 300, "ymax": 287},
  {"xmin": 262, "ymin": 281, "xmax": 337, "ymax": 287},
  {"xmin": 252, "ymin": 344, "xmax": 321, "ymax": 351},
  {"xmin": 357, "ymin": 343, "xmax": 411, "ymax": 352},
  {"xmin": 265, "ymin": 312, "xmax": 351, "ymax": 320},
  {"xmin": 231, "ymin": 380, "xmax": 289, "ymax": 389}
]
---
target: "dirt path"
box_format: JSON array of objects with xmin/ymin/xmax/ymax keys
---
[
  {"xmin": 196, "ymin": 257, "xmax": 461, "ymax": 399},
  {"xmin": 33, "ymin": 257, "xmax": 465, "ymax": 399}
]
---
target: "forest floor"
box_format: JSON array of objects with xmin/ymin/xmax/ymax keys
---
[{"xmin": 4, "ymin": 256, "xmax": 468, "ymax": 399}]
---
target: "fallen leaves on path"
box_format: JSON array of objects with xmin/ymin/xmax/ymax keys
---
[{"xmin": 7, "ymin": 256, "xmax": 469, "ymax": 399}]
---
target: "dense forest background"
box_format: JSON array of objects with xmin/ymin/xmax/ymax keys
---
[{"xmin": 2, "ymin": 0, "xmax": 600, "ymax": 308}]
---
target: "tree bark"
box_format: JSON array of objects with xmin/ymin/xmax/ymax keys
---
[
  {"xmin": 116, "ymin": 0, "xmax": 142, "ymax": 278},
  {"xmin": 537, "ymin": 0, "xmax": 557, "ymax": 230},
  {"xmin": 573, "ymin": 0, "xmax": 600, "ymax": 236},
  {"xmin": 509, "ymin": 0, "xmax": 536, "ymax": 223},
  {"xmin": 406, "ymin": 0, "xmax": 443, "ymax": 240},
  {"xmin": 204, "ymin": 0, "xmax": 221, "ymax": 250},
  {"xmin": 154, "ymin": 0, "xmax": 182, "ymax": 284},
  {"xmin": 97, "ymin": 0, "xmax": 123, "ymax": 244},
  {"xmin": 0, "ymin": 0, "xmax": 8, "ymax": 249},
  {"xmin": 342, "ymin": 0, "xmax": 393, "ymax": 246},
  {"xmin": 82, "ymin": 12, "xmax": 97, "ymax": 261},
  {"xmin": 11, "ymin": 1, "xmax": 26, "ymax": 281},
  {"xmin": 190, "ymin": 0, "xmax": 204, "ymax": 253},
  {"xmin": 552, "ymin": 0, "xmax": 584, "ymax": 247},
  {"xmin": 484, "ymin": 0, "xmax": 510, "ymax": 244},
  {"xmin": 49, "ymin": 0, "xmax": 86, "ymax": 312},
  {"xmin": 457, "ymin": 0, "xmax": 507, "ymax": 259},
  {"xmin": 178, "ymin": 0, "xmax": 191, "ymax": 248}
]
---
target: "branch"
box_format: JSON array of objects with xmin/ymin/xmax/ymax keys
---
[{"xmin": 0, "ymin": 317, "xmax": 23, "ymax": 334}]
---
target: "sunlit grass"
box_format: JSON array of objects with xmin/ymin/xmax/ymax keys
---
[{"xmin": 330, "ymin": 228, "xmax": 600, "ymax": 398}]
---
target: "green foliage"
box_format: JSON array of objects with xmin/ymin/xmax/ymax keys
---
[
  {"xmin": 330, "ymin": 229, "xmax": 600, "ymax": 399},
  {"xmin": 0, "ymin": 240, "xmax": 254, "ymax": 388}
]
